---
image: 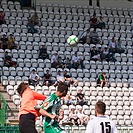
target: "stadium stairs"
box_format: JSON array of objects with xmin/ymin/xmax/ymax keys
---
[{"xmin": 0, "ymin": 83, "xmax": 19, "ymax": 125}]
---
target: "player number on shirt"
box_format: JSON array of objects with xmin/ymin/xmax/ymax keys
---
[{"xmin": 100, "ymin": 122, "xmax": 111, "ymax": 133}]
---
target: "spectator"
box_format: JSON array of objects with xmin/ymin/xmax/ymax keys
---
[
  {"xmin": 8, "ymin": 34, "xmax": 17, "ymax": 49},
  {"xmin": 30, "ymin": 12, "xmax": 39, "ymax": 25},
  {"xmin": 77, "ymin": 107, "xmax": 89, "ymax": 126},
  {"xmin": 0, "ymin": 34, "xmax": 9, "ymax": 50},
  {"xmin": 56, "ymin": 70, "xmax": 65, "ymax": 83},
  {"xmin": 39, "ymin": 45, "xmax": 49, "ymax": 60},
  {"xmin": 4, "ymin": 51, "xmax": 17, "ymax": 67},
  {"xmin": 28, "ymin": 69, "xmax": 40, "ymax": 86},
  {"xmin": 90, "ymin": 13, "xmax": 98, "ymax": 28},
  {"xmin": 76, "ymin": 88, "xmax": 87, "ymax": 106},
  {"xmin": 69, "ymin": 107, "xmax": 81, "ymax": 125},
  {"xmin": 0, "ymin": 11, "xmax": 5, "ymax": 25},
  {"xmin": 90, "ymin": 46, "xmax": 101, "ymax": 61},
  {"xmin": 97, "ymin": 72, "xmax": 108, "ymax": 87},
  {"xmin": 78, "ymin": 29, "xmax": 90, "ymax": 44},
  {"xmin": 64, "ymin": 70, "xmax": 78, "ymax": 87},
  {"xmin": 71, "ymin": 52, "xmax": 84, "ymax": 69},
  {"xmin": 63, "ymin": 93, "xmax": 75, "ymax": 106},
  {"xmin": 51, "ymin": 52, "xmax": 59, "ymax": 68},
  {"xmin": 27, "ymin": 20, "xmax": 38, "ymax": 34},
  {"xmin": 57, "ymin": 56, "xmax": 65, "ymax": 69},
  {"xmin": 109, "ymin": 37, "xmax": 117, "ymax": 54},
  {"xmin": 116, "ymin": 38, "xmax": 125, "ymax": 53},
  {"xmin": 89, "ymin": 28, "xmax": 100, "ymax": 44},
  {"xmin": 103, "ymin": 47, "xmax": 116, "ymax": 62},
  {"xmin": 58, "ymin": 109, "xmax": 69, "ymax": 125},
  {"xmin": 64, "ymin": 57, "xmax": 71, "ymax": 69},
  {"xmin": 43, "ymin": 69, "xmax": 52, "ymax": 86},
  {"xmin": 97, "ymin": 16, "xmax": 106, "ymax": 29}
]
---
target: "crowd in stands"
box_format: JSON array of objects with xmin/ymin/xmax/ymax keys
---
[
  {"xmin": 0, "ymin": 34, "xmax": 17, "ymax": 50},
  {"xmin": 0, "ymin": 1, "xmax": 132, "ymax": 128}
]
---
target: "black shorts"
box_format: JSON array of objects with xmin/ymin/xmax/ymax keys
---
[{"xmin": 19, "ymin": 113, "xmax": 37, "ymax": 133}]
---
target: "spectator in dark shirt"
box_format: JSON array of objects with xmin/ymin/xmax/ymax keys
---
[
  {"xmin": 27, "ymin": 20, "xmax": 38, "ymax": 34},
  {"xmin": 1, "ymin": 34, "xmax": 9, "ymax": 50},
  {"xmin": 90, "ymin": 13, "xmax": 98, "ymax": 28},
  {"xmin": 90, "ymin": 46, "xmax": 101, "ymax": 61},
  {"xmin": 39, "ymin": 45, "xmax": 49, "ymax": 60},
  {"xmin": 64, "ymin": 70, "xmax": 78, "ymax": 87},
  {"xmin": 43, "ymin": 69, "xmax": 52, "ymax": 86},
  {"xmin": 0, "ymin": 11, "xmax": 5, "ymax": 25},
  {"xmin": 4, "ymin": 51, "xmax": 17, "ymax": 67},
  {"xmin": 76, "ymin": 88, "xmax": 87, "ymax": 106}
]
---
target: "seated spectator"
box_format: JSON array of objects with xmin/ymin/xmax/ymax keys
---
[
  {"xmin": 28, "ymin": 69, "xmax": 40, "ymax": 86},
  {"xmin": 0, "ymin": 34, "xmax": 9, "ymax": 50},
  {"xmin": 63, "ymin": 93, "xmax": 75, "ymax": 106},
  {"xmin": 116, "ymin": 38, "xmax": 125, "ymax": 53},
  {"xmin": 51, "ymin": 52, "xmax": 59, "ymax": 68},
  {"xmin": 76, "ymin": 88, "xmax": 87, "ymax": 106},
  {"xmin": 64, "ymin": 57, "xmax": 72, "ymax": 69},
  {"xmin": 8, "ymin": 34, "xmax": 17, "ymax": 49},
  {"xmin": 58, "ymin": 109, "xmax": 69, "ymax": 125},
  {"xmin": 89, "ymin": 28, "xmax": 100, "ymax": 44},
  {"xmin": 43, "ymin": 69, "xmax": 52, "ymax": 86},
  {"xmin": 97, "ymin": 72, "xmax": 108, "ymax": 87},
  {"xmin": 69, "ymin": 107, "xmax": 81, "ymax": 125},
  {"xmin": 54, "ymin": 70, "xmax": 65, "ymax": 86},
  {"xmin": 39, "ymin": 45, "xmax": 49, "ymax": 60},
  {"xmin": 89, "ymin": 13, "xmax": 98, "ymax": 28},
  {"xmin": 57, "ymin": 56, "xmax": 65, "ymax": 69},
  {"xmin": 71, "ymin": 52, "xmax": 84, "ymax": 69},
  {"xmin": 78, "ymin": 29, "xmax": 90, "ymax": 44},
  {"xmin": 27, "ymin": 20, "xmax": 38, "ymax": 34},
  {"xmin": 64, "ymin": 70, "xmax": 78, "ymax": 87},
  {"xmin": 29, "ymin": 12, "xmax": 39, "ymax": 25},
  {"xmin": 0, "ymin": 11, "xmax": 5, "ymax": 25},
  {"xmin": 109, "ymin": 37, "xmax": 117, "ymax": 54},
  {"xmin": 77, "ymin": 107, "xmax": 89, "ymax": 126},
  {"xmin": 97, "ymin": 16, "xmax": 106, "ymax": 29},
  {"xmin": 4, "ymin": 51, "xmax": 17, "ymax": 67},
  {"xmin": 103, "ymin": 47, "xmax": 116, "ymax": 62},
  {"xmin": 90, "ymin": 46, "xmax": 101, "ymax": 61}
]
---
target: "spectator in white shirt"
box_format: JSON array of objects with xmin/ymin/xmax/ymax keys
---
[
  {"xmin": 51, "ymin": 52, "xmax": 59, "ymax": 68},
  {"xmin": 71, "ymin": 52, "xmax": 84, "ymax": 69},
  {"xmin": 109, "ymin": 37, "xmax": 117, "ymax": 54},
  {"xmin": 78, "ymin": 29, "xmax": 90, "ymax": 44},
  {"xmin": 77, "ymin": 107, "xmax": 89, "ymax": 126},
  {"xmin": 28, "ymin": 69, "xmax": 40, "ymax": 86}
]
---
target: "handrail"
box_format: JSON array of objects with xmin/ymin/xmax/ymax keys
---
[{"xmin": 0, "ymin": 92, "xmax": 7, "ymax": 126}]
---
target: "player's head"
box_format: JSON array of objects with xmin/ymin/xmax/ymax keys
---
[
  {"xmin": 56, "ymin": 82, "xmax": 69, "ymax": 98},
  {"xmin": 95, "ymin": 101, "xmax": 106, "ymax": 116},
  {"xmin": 17, "ymin": 82, "xmax": 29, "ymax": 97}
]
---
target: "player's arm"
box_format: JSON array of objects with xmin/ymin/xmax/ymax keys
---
[
  {"xmin": 39, "ymin": 108, "xmax": 57, "ymax": 119},
  {"xmin": 32, "ymin": 91, "xmax": 46, "ymax": 100}
]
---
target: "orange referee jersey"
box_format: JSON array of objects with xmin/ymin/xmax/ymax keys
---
[{"xmin": 18, "ymin": 87, "xmax": 46, "ymax": 120}]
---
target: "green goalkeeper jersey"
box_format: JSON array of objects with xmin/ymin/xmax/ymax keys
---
[{"xmin": 41, "ymin": 93, "xmax": 61, "ymax": 127}]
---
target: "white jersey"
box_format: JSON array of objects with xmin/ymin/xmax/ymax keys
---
[{"xmin": 85, "ymin": 116, "xmax": 118, "ymax": 133}]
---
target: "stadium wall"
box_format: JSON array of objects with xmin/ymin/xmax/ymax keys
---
[{"xmin": 36, "ymin": 0, "xmax": 132, "ymax": 8}]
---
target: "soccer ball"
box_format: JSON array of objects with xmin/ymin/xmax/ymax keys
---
[{"xmin": 67, "ymin": 35, "xmax": 78, "ymax": 46}]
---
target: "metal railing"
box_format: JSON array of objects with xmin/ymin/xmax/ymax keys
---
[{"xmin": 0, "ymin": 92, "xmax": 7, "ymax": 126}]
